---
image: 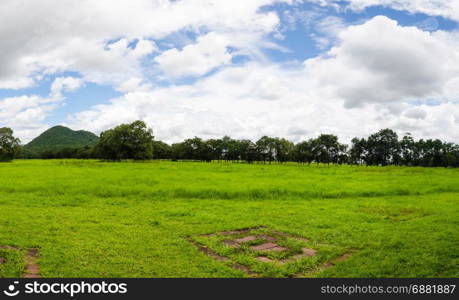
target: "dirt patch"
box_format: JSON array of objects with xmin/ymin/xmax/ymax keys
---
[
  {"xmin": 189, "ymin": 228, "xmax": 354, "ymax": 278},
  {"xmin": 201, "ymin": 233, "xmax": 216, "ymax": 237},
  {"xmin": 220, "ymin": 230, "xmax": 243, "ymax": 236},
  {"xmin": 189, "ymin": 240, "xmax": 228, "ymax": 262},
  {"xmin": 301, "ymin": 248, "xmax": 317, "ymax": 257},
  {"xmin": 219, "ymin": 226, "xmax": 265, "ymax": 236},
  {"xmin": 232, "ymin": 264, "xmax": 258, "ymax": 277},
  {"xmin": 250, "ymin": 242, "xmax": 286, "ymax": 252},
  {"xmin": 0, "ymin": 257, "xmax": 5, "ymax": 264},
  {"xmin": 271, "ymin": 230, "xmax": 310, "ymax": 242},
  {"xmin": 23, "ymin": 248, "xmax": 41, "ymax": 278},
  {"xmin": 323, "ymin": 253, "xmax": 353, "ymax": 267},
  {"xmin": 280, "ymin": 248, "xmax": 317, "ymax": 264},
  {"xmin": 256, "ymin": 256, "xmax": 274, "ymax": 263},
  {"xmin": 234, "ymin": 236, "xmax": 257, "ymax": 244},
  {"xmin": 190, "ymin": 238, "xmax": 257, "ymax": 277},
  {"xmin": 297, "ymin": 237, "xmax": 310, "ymax": 243},
  {"xmin": 0, "ymin": 245, "xmax": 20, "ymax": 251},
  {"xmin": 256, "ymin": 234, "xmax": 277, "ymax": 242},
  {"xmin": 223, "ymin": 239, "xmax": 240, "ymax": 248}
]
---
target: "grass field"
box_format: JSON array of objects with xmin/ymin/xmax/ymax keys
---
[{"xmin": 0, "ymin": 159, "xmax": 458, "ymax": 278}]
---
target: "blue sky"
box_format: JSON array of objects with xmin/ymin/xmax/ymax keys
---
[{"xmin": 1, "ymin": 0, "xmax": 459, "ymax": 143}]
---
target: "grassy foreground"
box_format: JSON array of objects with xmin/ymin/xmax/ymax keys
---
[{"xmin": 0, "ymin": 160, "xmax": 458, "ymax": 278}]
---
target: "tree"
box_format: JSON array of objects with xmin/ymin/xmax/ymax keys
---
[
  {"xmin": 0, "ymin": 127, "xmax": 21, "ymax": 162},
  {"xmin": 312, "ymin": 134, "xmax": 343, "ymax": 165},
  {"xmin": 400, "ymin": 133, "xmax": 415, "ymax": 166},
  {"xmin": 349, "ymin": 138, "xmax": 367, "ymax": 165},
  {"xmin": 256, "ymin": 136, "xmax": 276, "ymax": 164},
  {"xmin": 366, "ymin": 129, "xmax": 399, "ymax": 166},
  {"xmin": 273, "ymin": 138, "xmax": 294, "ymax": 163},
  {"xmin": 293, "ymin": 140, "xmax": 314, "ymax": 164},
  {"xmin": 95, "ymin": 120, "xmax": 154, "ymax": 160},
  {"xmin": 9, "ymin": 122, "xmax": 459, "ymax": 168},
  {"xmin": 152, "ymin": 141, "xmax": 172, "ymax": 159},
  {"xmin": 225, "ymin": 137, "xmax": 241, "ymax": 162},
  {"xmin": 238, "ymin": 139, "xmax": 258, "ymax": 163},
  {"xmin": 207, "ymin": 138, "xmax": 225, "ymax": 161},
  {"xmin": 170, "ymin": 142, "xmax": 186, "ymax": 160}
]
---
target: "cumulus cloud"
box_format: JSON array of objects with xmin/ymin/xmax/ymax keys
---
[
  {"xmin": 67, "ymin": 61, "xmax": 459, "ymax": 144},
  {"xmin": 404, "ymin": 108, "xmax": 427, "ymax": 120},
  {"xmin": 66, "ymin": 16, "xmax": 459, "ymax": 144},
  {"xmin": 155, "ymin": 32, "xmax": 232, "ymax": 77},
  {"xmin": 50, "ymin": 77, "xmax": 83, "ymax": 99},
  {"xmin": 304, "ymin": 16, "xmax": 459, "ymax": 107},
  {"xmin": 350, "ymin": 0, "xmax": 459, "ymax": 22},
  {"xmin": 0, "ymin": 94, "xmax": 58, "ymax": 143},
  {"xmin": 311, "ymin": 16, "xmax": 347, "ymax": 49},
  {"xmin": 2, "ymin": 2, "xmax": 459, "ymax": 144},
  {"xmin": 310, "ymin": 0, "xmax": 459, "ymax": 22},
  {"xmin": 0, "ymin": 77, "xmax": 83, "ymax": 142},
  {"xmin": 0, "ymin": 0, "xmax": 286, "ymax": 141},
  {"xmin": 0, "ymin": 0, "xmax": 282, "ymax": 89}
]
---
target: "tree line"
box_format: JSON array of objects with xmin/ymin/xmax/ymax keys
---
[{"xmin": 2, "ymin": 121, "xmax": 459, "ymax": 167}]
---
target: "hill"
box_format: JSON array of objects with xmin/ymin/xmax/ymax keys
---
[{"xmin": 24, "ymin": 126, "xmax": 99, "ymax": 153}]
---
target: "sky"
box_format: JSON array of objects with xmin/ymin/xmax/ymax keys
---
[{"xmin": 1, "ymin": 0, "xmax": 459, "ymax": 144}]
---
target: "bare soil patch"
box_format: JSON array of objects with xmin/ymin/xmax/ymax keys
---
[
  {"xmin": 23, "ymin": 248, "xmax": 41, "ymax": 278},
  {"xmin": 189, "ymin": 227, "xmax": 354, "ymax": 277},
  {"xmin": 250, "ymin": 242, "xmax": 286, "ymax": 252}
]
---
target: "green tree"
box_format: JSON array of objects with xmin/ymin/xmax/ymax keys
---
[
  {"xmin": 366, "ymin": 129, "xmax": 400, "ymax": 166},
  {"xmin": 312, "ymin": 134, "xmax": 342, "ymax": 165},
  {"xmin": 349, "ymin": 138, "xmax": 367, "ymax": 165},
  {"xmin": 170, "ymin": 142, "xmax": 186, "ymax": 160},
  {"xmin": 293, "ymin": 140, "xmax": 314, "ymax": 164},
  {"xmin": 152, "ymin": 141, "xmax": 172, "ymax": 159},
  {"xmin": 256, "ymin": 136, "xmax": 276, "ymax": 164},
  {"xmin": 0, "ymin": 127, "xmax": 21, "ymax": 162},
  {"xmin": 207, "ymin": 138, "xmax": 225, "ymax": 161},
  {"xmin": 400, "ymin": 133, "xmax": 415, "ymax": 166},
  {"xmin": 95, "ymin": 120, "xmax": 154, "ymax": 160},
  {"xmin": 238, "ymin": 139, "xmax": 258, "ymax": 163},
  {"xmin": 273, "ymin": 138, "xmax": 294, "ymax": 163}
]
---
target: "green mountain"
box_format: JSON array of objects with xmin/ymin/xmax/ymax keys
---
[{"xmin": 24, "ymin": 126, "xmax": 99, "ymax": 153}]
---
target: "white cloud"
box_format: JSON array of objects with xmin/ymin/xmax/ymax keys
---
[
  {"xmin": 311, "ymin": 16, "xmax": 347, "ymax": 49},
  {"xmin": 0, "ymin": 76, "xmax": 83, "ymax": 143},
  {"xmin": 304, "ymin": 16, "xmax": 459, "ymax": 107},
  {"xmin": 50, "ymin": 77, "xmax": 83, "ymax": 99},
  {"xmin": 67, "ymin": 61, "xmax": 459, "ymax": 145},
  {"xmin": 2, "ymin": 2, "xmax": 459, "ymax": 144},
  {"xmin": 0, "ymin": 94, "xmax": 57, "ymax": 143},
  {"xmin": 117, "ymin": 78, "xmax": 153, "ymax": 93},
  {"xmin": 310, "ymin": 0, "xmax": 459, "ymax": 22},
  {"xmin": 314, "ymin": 16, "xmax": 346, "ymax": 36},
  {"xmin": 0, "ymin": 0, "xmax": 283, "ymax": 89},
  {"xmin": 66, "ymin": 16, "xmax": 459, "ymax": 144},
  {"xmin": 154, "ymin": 32, "xmax": 232, "ymax": 77},
  {"xmin": 0, "ymin": 0, "xmax": 286, "ymax": 142},
  {"xmin": 404, "ymin": 108, "xmax": 427, "ymax": 120},
  {"xmin": 349, "ymin": 0, "xmax": 459, "ymax": 22}
]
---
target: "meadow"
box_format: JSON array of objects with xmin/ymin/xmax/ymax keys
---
[{"xmin": 0, "ymin": 159, "xmax": 458, "ymax": 278}]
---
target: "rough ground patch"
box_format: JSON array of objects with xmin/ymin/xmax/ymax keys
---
[
  {"xmin": 0, "ymin": 246, "xmax": 41, "ymax": 278},
  {"xmin": 189, "ymin": 227, "xmax": 354, "ymax": 278}
]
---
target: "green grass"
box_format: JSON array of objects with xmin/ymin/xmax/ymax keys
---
[
  {"xmin": 0, "ymin": 248, "xmax": 25, "ymax": 278},
  {"xmin": 0, "ymin": 159, "xmax": 458, "ymax": 277}
]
